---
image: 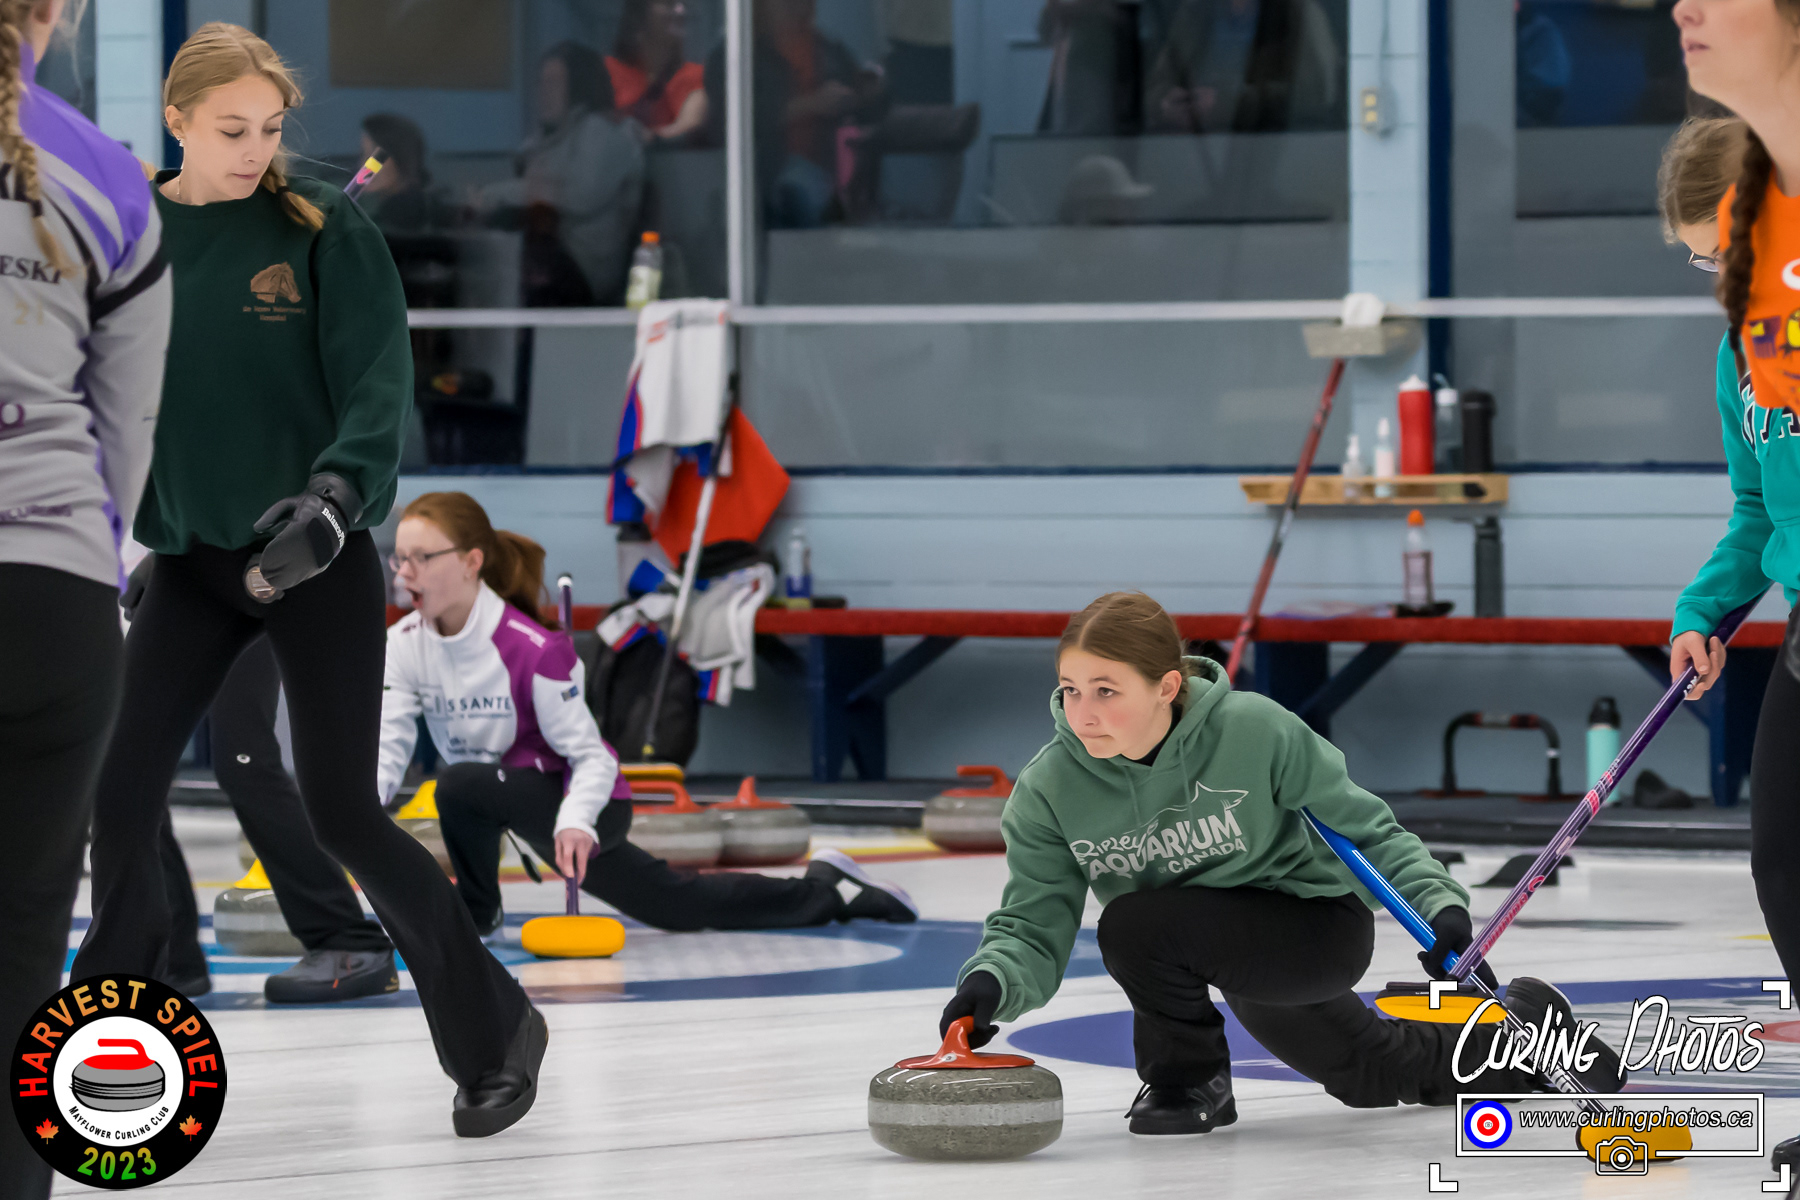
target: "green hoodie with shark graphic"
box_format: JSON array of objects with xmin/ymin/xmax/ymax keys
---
[{"xmin": 958, "ymin": 657, "xmax": 1468, "ymax": 1023}]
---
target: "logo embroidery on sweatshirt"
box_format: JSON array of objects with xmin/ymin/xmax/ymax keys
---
[
  {"xmin": 1069, "ymin": 782, "xmax": 1249, "ymax": 882},
  {"xmin": 245, "ymin": 263, "xmax": 304, "ymax": 323}
]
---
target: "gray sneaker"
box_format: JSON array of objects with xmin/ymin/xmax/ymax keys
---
[{"xmin": 264, "ymin": 949, "xmax": 400, "ymax": 1004}]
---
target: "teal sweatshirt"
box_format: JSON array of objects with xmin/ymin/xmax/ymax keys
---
[
  {"xmin": 1673, "ymin": 337, "xmax": 1797, "ymax": 639},
  {"xmin": 959, "ymin": 658, "xmax": 1468, "ymax": 1023},
  {"xmin": 135, "ymin": 174, "xmax": 411, "ymax": 554}
]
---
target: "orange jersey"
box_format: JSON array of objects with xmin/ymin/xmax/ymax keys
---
[{"xmin": 1720, "ymin": 180, "xmax": 1800, "ymax": 411}]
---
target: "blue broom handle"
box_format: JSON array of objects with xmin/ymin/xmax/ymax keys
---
[{"xmin": 1300, "ymin": 808, "xmax": 1456, "ymax": 971}]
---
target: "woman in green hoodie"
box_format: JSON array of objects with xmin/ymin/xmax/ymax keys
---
[
  {"xmin": 71, "ymin": 24, "xmax": 544, "ymax": 1139},
  {"xmin": 942, "ymin": 592, "xmax": 1624, "ymax": 1135}
]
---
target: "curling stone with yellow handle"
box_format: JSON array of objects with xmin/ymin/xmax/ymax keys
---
[
  {"xmin": 709, "ymin": 776, "xmax": 812, "ymax": 866},
  {"xmin": 521, "ymin": 875, "xmax": 627, "ymax": 958},
  {"xmin": 393, "ymin": 780, "xmax": 454, "ymax": 876},
  {"xmin": 1375, "ymin": 980, "xmax": 1507, "ymax": 1025},
  {"xmin": 212, "ymin": 859, "xmax": 304, "ymax": 956},
  {"xmin": 620, "ymin": 761, "xmax": 686, "ymax": 784},
  {"xmin": 627, "ymin": 780, "xmax": 724, "ymax": 867},
  {"xmin": 922, "ymin": 765, "xmax": 1012, "ymax": 853}
]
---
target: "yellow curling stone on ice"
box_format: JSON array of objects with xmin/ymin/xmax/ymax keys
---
[
  {"xmin": 394, "ymin": 780, "xmax": 455, "ymax": 876},
  {"xmin": 212, "ymin": 859, "xmax": 304, "ymax": 956}
]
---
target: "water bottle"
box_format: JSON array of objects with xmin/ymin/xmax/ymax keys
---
[
  {"xmin": 1434, "ymin": 380, "xmax": 1461, "ymax": 474},
  {"xmin": 1397, "ymin": 374, "xmax": 1434, "ymax": 475},
  {"xmin": 1402, "ymin": 509, "xmax": 1433, "ymax": 608},
  {"xmin": 1373, "ymin": 417, "xmax": 1397, "ymax": 499},
  {"xmin": 784, "ymin": 527, "xmax": 813, "ymax": 609},
  {"xmin": 1341, "ymin": 433, "xmax": 1368, "ymax": 501},
  {"xmin": 625, "ymin": 232, "xmax": 664, "ymax": 310},
  {"xmin": 1588, "ymin": 697, "xmax": 1622, "ymax": 800}
]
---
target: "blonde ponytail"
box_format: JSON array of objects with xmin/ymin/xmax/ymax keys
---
[
  {"xmin": 164, "ymin": 22, "xmax": 323, "ymax": 231},
  {"xmin": 0, "ymin": 0, "xmax": 79, "ymax": 277}
]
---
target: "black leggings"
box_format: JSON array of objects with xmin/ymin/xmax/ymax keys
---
[
  {"xmin": 1751, "ymin": 608, "xmax": 1800, "ymax": 981},
  {"xmin": 0, "ymin": 564, "xmax": 122, "ymax": 1200},
  {"xmin": 157, "ymin": 635, "xmax": 390, "ymax": 967},
  {"xmin": 434, "ymin": 763, "xmax": 843, "ymax": 932},
  {"xmin": 73, "ymin": 535, "xmax": 526, "ymax": 1088},
  {"xmin": 1098, "ymin": 886, "xmax": 1516, "ymax": 1107}
]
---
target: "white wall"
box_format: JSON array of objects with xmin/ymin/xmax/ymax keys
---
[
  {"xmin": 388, "ymin": 470, "xmax": 1765, "ymax": 797},
  {"xmin": 93, "ymin": 0, "xmax": 161, "ymax": 161}
]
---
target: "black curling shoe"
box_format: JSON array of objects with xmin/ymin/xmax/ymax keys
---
[
  {"xmin": 264, "ymin": 949, "xmax": 399, "ymax": 1004},
  {"xmin": 1125, "ymin": 1072, "xmax": 1237, "ymax": 1135},
  {"xmin": 453, "ymin": 1004, "xmax": 548, "ymax": 1138},
  {"xmin": 1502, "ymin": 976, "xmax": 1627, "ymax": 1093},
  {"xmin": 1773, "ymin": 1132, "xmax": 1800, "ymax": 1170}
]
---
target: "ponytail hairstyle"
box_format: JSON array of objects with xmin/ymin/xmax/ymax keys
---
[
  {"xmin": 163, "ymin": 22, "xmax": 324, "ymax": 230},
  {"xmin": 401, "ymin": 491, "xmax": 556, "ymax": 627},
  {"xmin": 1057, "ymin": 591, "xmax": 1196, "ymax": 691},
  {"xmin": 1657, "ymin": 117, "xmax": 1746, "ymax": 244},
  {"xmin": 0, "ymin": 0, "xmax": 85, "ymax": 277},
  {"xmin": 1718, "ymin": 0, "xmax": 1800, "ymax": 379}
]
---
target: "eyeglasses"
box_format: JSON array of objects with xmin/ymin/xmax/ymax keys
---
[
  {"xmin": 388, "ymin": 547, "xmax": 459, "ymax": 572},
  {"xmin": 1690, "ymin": 251, "xmax": 1722, "ymax": 273}
]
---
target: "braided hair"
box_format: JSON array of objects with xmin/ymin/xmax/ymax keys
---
[
  {"xmin": 1718, "ymin": 129, "xmax": 1775, "ymax": 380},
  {"xmin": 164, "ymin": 23, "xmax": 324, "ymax": 231},
  {"xmin": 0, "ymin": 0, "xmax": 79, "ymax": 277}
]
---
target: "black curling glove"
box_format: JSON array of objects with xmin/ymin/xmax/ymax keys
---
[
  {"xmin": 252, "ymin": 473, "xmax": 362, "ymax": 591},
  {"xmin": 1418, "ymin": 905, "xmax": 1498, "ymax": 989},
  {"xmin": 939, "ymin": 970, "xmax": 1003, "ymax": 1048},
  {"xmin": 119, "ymin": 553, "xmax": 154, "ymax": 620}
]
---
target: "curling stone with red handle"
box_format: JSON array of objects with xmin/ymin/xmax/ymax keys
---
[
  {"xmin": 627, "ymin": 780, "xmax": 724, "ymax": 867},
  {"xmin": 868, "ymin": 1017, "xmax": 1063, "ymax": 1161},
  {"xmin": 709, "ymin": 776, "xmax": 812, "ymax": 865},
  {"xmin": 922, "ymin": 766, "xmax": 1012, "ymax": 853}
]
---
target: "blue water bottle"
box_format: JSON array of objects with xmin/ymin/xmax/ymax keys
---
[
  {"xmin": 1587, "ymin": 697, "xmax": 1621, "ymax": 800},
  {"xmin": 784, "ymin": 527, "xmax": 812, "ymax": 610}
]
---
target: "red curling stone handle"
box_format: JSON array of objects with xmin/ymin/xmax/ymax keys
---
[{"xmin": 894, "ymin": 1017, "xmax": 1036, "ymax": 1069}]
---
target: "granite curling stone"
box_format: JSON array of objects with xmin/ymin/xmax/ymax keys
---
[
  {"xmin": 709, "ymin": 776, "xmax": 812, "ymax": 866},
  {"xmin": 921, "ymin": 765, "xmax": 1012, "ymax": 854},
  {"xmin": 869, "ymin": 1017, "xmax": 1063, "ymax": 1161},
  {"xmin": 212, "ymin": 859, "xmax": 304, "ymax": 956},
  {"xmin": 627, "ymin": 780, "xmax": 723, "ymax": 867},
  {"xmin": 70, "ymin": 1040, "xmax": 165, "ymax": 1112}
]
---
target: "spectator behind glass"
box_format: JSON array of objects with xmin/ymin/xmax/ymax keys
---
[
  {"xmin": 479, "ymin": 41, "xmax": 645, "ymax": 305},
  {"xmin": 1515, "ymin": 1, "xmax": 1571, "ymax": 127},
  {"xmin": 1146, "ymin": 0, "xmax": 1340, "ymax": 134},
  {"xmin": 705, "ymin": 0, "xmax": 886, "ymax": 229},
  {"xmin": 359, "ymin": 112, "xmax": 434, "ymax": 233},
  {"xmin": 1037, "ymin": 0, "xmax": 1139, "ymax": 135},
  {"xmin": 607, "ymin": 0, "xmax": 708, "ymax": 142}
]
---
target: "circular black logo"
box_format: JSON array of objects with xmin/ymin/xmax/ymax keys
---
[{"xmin": 11, "ymin": 975, "xmax": 226, "ymax": 1188}]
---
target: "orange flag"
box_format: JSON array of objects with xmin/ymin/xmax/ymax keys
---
[{"xmin": 651, "ymin": 408, "xmax": 790, "ymax": 564}]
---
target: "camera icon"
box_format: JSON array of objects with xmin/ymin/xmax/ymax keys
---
[{"xmin": 1594, "ymin": 1135, "xmax": 1649, "ymax": 1176}]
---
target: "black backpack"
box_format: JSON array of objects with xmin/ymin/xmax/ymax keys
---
[{"xmin": 576, "ymin": 625, "xmax": 701, "ymax": 766}]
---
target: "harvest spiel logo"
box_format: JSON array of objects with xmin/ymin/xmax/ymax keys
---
[{"xmin": 11, "ymin": 975, "xmax": 225, "ymax": 1189}]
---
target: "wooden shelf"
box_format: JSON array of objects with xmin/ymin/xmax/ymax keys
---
[{"xmin": 1238, "ymin": 473, "xmax": 1508, "ymax": 506}]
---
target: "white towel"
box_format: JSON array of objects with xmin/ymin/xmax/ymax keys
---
[
  {"xmin": 628, "ymin": 299, "xmax": 731, "ymax": 451},
  {"xmin": 595, "ymin": 564, "xmax": 775, "ymax": 708}
]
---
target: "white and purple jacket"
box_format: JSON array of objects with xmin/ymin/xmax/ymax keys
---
[
  {"xmin": 378, "ymin": 584, "xmax": 628, "ymax": 836},
  {"xmin": 0, "ymin": 45, "xmax": 170, "ymax": 589}
]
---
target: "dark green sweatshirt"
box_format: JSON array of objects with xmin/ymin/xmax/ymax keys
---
[
  {"xmin": 960, "ymin": 657, "xmax": 1468, "ymax": 1022},
  {"xmin": 134, "ymin": 173, "xmax": 411, "ymax": 553}
]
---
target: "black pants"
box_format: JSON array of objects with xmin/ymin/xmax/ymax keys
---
[
  {"xmin": 0, "ymin": 564, "xmax": 122, "ymax": 1200},
  {"xmin": 156, "ymin": 636, "xmax": 391, "ymax": 964},
  {"xmin": 1098, "ymin": 886, "xmax": 1496, "ymax": 1107},
  {"xmin": 74, "ymin": 535, "xmax": 526, "ymax": 1088},
  {"xmin": 434, "ymin": 763, "xmax": 843, "ymax": 932},
  {"xmin": 1752, "ymin": 608, "xmax": 1800, "ymax": 981}
]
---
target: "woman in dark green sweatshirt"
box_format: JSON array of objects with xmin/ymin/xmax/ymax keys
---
[
  {"xmin": 72, "ymin": 24, "xmax": 545, "ymax": 1139},
  {"xmin": 941, "ymin": 592, "xmax": 1625, "ymax": 1135}
]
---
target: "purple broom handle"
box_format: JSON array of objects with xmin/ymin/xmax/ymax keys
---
[{"xmin": 1452, "ymin": 593, "xmax": 1767, "ymax": 982}]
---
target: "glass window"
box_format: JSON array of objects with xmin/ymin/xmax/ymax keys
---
[
  {"xmin": 250, "ymin": 1, "xmax": 725, "ymax": 467},
  {"xmin": 744, "ymin": 0, "xmax": 1349, "ymax": 303}
]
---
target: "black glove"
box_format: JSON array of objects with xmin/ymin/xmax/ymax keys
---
[
  {"xmin": 120, "ymin": 553, "xmax": 154, "ymax": 620},
  {"xmin": 1418, "ymin": 905, "xmax": 1498, "ymax": 990},
  {"xmin": 939, "ymin": 970, "xmax": 1003, "ymax": 1048},
  {"xmin": 251, "ymin": 473, "xmax": 362, "ymax": 593}
]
